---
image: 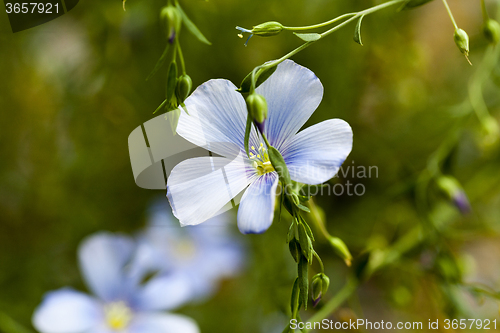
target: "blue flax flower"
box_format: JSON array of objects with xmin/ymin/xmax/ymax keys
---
[
  {"xmin": 32, "ymin": 233, "xmax": 199, "ymax": 333},
  {"xmin": 167, "ymin": 60, "xmax": 353, "ymax": 234},
  {"xmin": 131, "ymin": 199, "xmax": 245, "ymax": 300}
]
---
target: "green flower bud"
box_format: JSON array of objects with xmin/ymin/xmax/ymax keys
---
[
  {"xmin": 483, "ymin": 19, "xmax": 500, "ymax": 44},
  {"xmin": 480, "ymin": 116, "xmax": 500, "ymax": 148},
  {"xmin": 245, "ymin": 93, "xmax": 268, "ymax": 124},
  {"xmin": 328, "ymin": 237, "xmax": 353, "ymax": 266},
  {"xmin": 161, "ymin": 6, "xmax": 182, "ymax": 43},
  {"xmin": 311, "ymin": 273, "xmax": 330, "ymax": 307},
  {"xmin": 251, "ymin": 21, "xmax": 284, "ymax": 37},
  {"xmin": 436, "ymin": 176, "xmax": 470, "ymax": 214},
  {"xmin": 454, "ymin": 28, "xmax": 471, "ymax": 64},
  {"xmin": 175, "ymin": 74, "xmax": 192, "ymax": 104}
]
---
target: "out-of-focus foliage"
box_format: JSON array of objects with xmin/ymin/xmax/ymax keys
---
[{"xmin": 1, "ymin": 0, "xmax": 500, "ymax": 332}]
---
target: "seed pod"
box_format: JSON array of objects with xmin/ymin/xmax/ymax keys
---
[
  {"xmin": 453, "ymin": 28, "xmax": 470, "ymax": 56},
  {"xmin": 175, "ymin": 74, "xmax": 192, "ymax": 104},
  {"xmin": 161, "ymin": 6, "xmax": 182, "ymax": 42},
  {"xmin": 245, "ymin": 93, "xmax": 268, "ymax": 124},
  {"xmin": 483, "ymin": 19, "xmax": 500, "ymax": 44},
  {"xmin": 251, "ymin": 21, "xmax": 284, "ymax": 37}
]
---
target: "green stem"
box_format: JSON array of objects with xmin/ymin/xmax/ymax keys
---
[
  {"xmin": 441, "ymin": 0, "xmax": 458, "ymax": 30},
  {"xmin": 283, "ymin": 13, "xmax": 356, "ymax": 31},
  {"xmin": 313, "ymin": 250, "xmax": 325, "ymax": 273},
  {"xmin": 176, "ymin": 39, "xmax": 186, "ymax": 74},
  {"xmin": 255, "ymin": 0, "xmax": 404, "ymax": 77}
]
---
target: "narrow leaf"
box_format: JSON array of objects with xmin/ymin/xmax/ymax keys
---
[
  {"xmin": 166, "ymin": 61, "xmax": 178, "ymax": 103},
  {"xmin": 244, "ymin": 114, "xmax": 252, "ymax": 157},
  {"xmin": 293, "ymin": 32, "xmax": 321, "ymax": 42},
  {"xmin": 146, "ymin": 43, "xmax": 170, "ymax": 81},
  {"xmin": 176, "ymin": 3, "xmax": 212, "ymax": 45},
  {"xmin": 290, "ymin": 277, "xmax": 301, "ymax": 318},
  {"xmin": 399, "ymin": 0, "xmax": 434, "ymax": 10},
  {"xmin": 153, "ymin": 98, "xmax": 168, "ymax": 114},
  {"xmin": 298, "ymin": 256, "xmax": 309, "ymax": 310},
  {"xmin": 353, "ymin": 15, "xmax": 365, "ymax": 46},
  {"xmin": 238, "ymin": 65, "xmax": 277, "ymax": 93}
]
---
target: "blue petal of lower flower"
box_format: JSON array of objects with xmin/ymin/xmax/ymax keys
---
[
  {"xmin": 32, "ymin": 288, "xmax": 103, "ymax": 333},
  {"xmin": 281, "ymin": 119, "xmax": 353, "ymax": 184},
  {"xmin": 128, "ymin": 313, "xmax": 200, "ymax": 333},
  {"xmin": 237, "ymin": 172, "xmax": 279, "ymax": 234}
]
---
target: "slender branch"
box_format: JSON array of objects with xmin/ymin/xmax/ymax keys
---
[
  {"xmin": 441, "ymin": 0, "xmax": 458, "ymax": 29},
  {"xmin": 283, "ymin": 13, "xmax": 356, "ymax": 31}
]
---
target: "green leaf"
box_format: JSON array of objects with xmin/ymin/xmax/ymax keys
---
[
  {"xmin": 244, "ymin": 114, "xmax": 252, "ymax": 157},
  {"xmin": 290, "ymin": 277, "xmax": 301, "ymax": 318},
  {"xmin": 238, "ymin": 65, "xmax": 277, "ymax": 93},
  {"xmin": 153, "ymin": 98, "xmax": 168, "ymax": 114},
  {"xmin": 176, "ymin": 3, "xmax": 212, "ymax": 45},
  {"xmin": 146, "ymin": 43, "xmax": 170, "ymax": 81},
  {"xmin": 298, "ymin": 223, "xmax": 312, "ymax": 263},
  {"xmin": 298, "ymin": 256, "xmax": 309, "ymax": 310},
  {"xmin": 293, "ymin": 32, "xmax": 321, "ymax": 42},
  {"xmin": 289, "ymin": 239, "xmax": 301, "ymax": 263},
  {"xmin": 296, "ymin": 202, "xmax": 311, "ymax": 213},
  {"xmin": 268, "ymin": 146, "xmax": 292, "ymax": 187},
  {"xmin": 354, "ymin": 14, "xmax": 365, "ymax": 46},
  {"xmin": 399, "ymin": 0, "xmax": 434, "ymax": 10},
  {"xmin": 166, "ymin": 61, "xmax": 178, "ymax": 103}
]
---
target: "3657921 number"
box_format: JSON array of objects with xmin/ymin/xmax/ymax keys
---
[
  {"xmin": 443, "ymin": 319, "xmax": 497, "ymax": 330},
  {"xmin": 5, "ymin": 3, "xmax": 59, "ymax": 14}
]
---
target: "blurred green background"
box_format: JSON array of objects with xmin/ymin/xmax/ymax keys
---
[{"xmin": 1, "ymin": 0, "xmax": 500, "ymax": 332}]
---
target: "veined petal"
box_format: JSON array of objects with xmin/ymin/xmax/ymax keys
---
[
  {"xmin": 256, "ymin": 60, "xmax": 323, "ymax": 150},
  {"xmin": 78, "ymin": 233, "xmax": 135, "ymax": 302},
  {"xmin": 32, "ymin": 289, "xmax": 103, "ymax": 333},
  {"xmin": 129, "ymin": 313, "xmax": 200, "ymax": 333},
  {"xmin": 237, "ymin": 172, "xmax": 279, "ymax": 234},
  {"xmin": 133, "ymin": 273, "xmax": 193, "ymax": 311},
  {"xmin": 281, "ymin": 119, "xmax": 353, "ymax": 184},
  {"xmin": 176, "ymin": 79, "xmax": 260, "ymax": 157},
  {"xmin": 167, "ymin": 155, "xmax": 256, "ymax": 226}
]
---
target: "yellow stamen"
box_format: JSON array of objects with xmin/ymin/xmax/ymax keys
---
[{"xmin": 105, "ymin": 302, "xmax": 133, "ymax": 330}]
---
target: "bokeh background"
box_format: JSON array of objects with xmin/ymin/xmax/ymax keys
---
[{"xmin": 1, "ymin": 0, "xmax": 500, "ymax": 332}]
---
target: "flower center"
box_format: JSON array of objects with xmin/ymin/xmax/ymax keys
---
[
  {"xmin": 249, "ymin": 143, "xmax": 275, "ymax": 175},
  {"xmin": 104, "ymin": 301, "xmax": 133, "ymax": 330}
]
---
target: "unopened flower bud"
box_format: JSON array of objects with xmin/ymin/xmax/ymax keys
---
[
  {"xmin": 437, "ymin": 176, "xmax": 471, "ymax": 214},
  {"xmin": 454, "ymin": 28, "xmax": 471, "ymax": 64},
  {"xmin": 251, "ymin": 21, "xmax": 284, "ymax": 37},
  {"xmin": 483, "ymin": 19, "xmax": 500, "ymax": 44},
  {"xmin": 311, "ymin": 273, "xmax": 330, "ymax": 307},
  {"xmin": 175, "ymin": 74, "xmax": 192, "ymax": 104},
  {"xmin": 480, "ymin": 116, "xmax": 500, "ymax": 148},
  {"xmin": 328, "ymin": 237, "xmax": 352, "ymax": 266},
  {"xmin": 246, "ymin": 93, "xmax": 268, "ymax": 125},
  {"xmin": 161, "ymin": 6, "xmax": 181, "ymax": 43}
]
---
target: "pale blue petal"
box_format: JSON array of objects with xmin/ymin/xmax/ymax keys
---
[
  {"xmin": 129, "ymin": 313, "xmax": 200, "ymax": 333},
  {"xmin": 133, "ymin": 273, "xmax": 193, "ymax": 311},
  {"xmin": 176, "ymin": 79, "xmax": 261, "ymax": 157},
  {"xmin": 78, "ymin": 233, "xmax": 135, "ymax": 302},
  {"xmin": 32, "ymin": 288, "xmax": 103, "ymax": 333},
  {"xmin": 281, "ymin": 119, "xmax": 353, "ymax": 184},
  {"xmin": 256, "ymin": 60, "xmax": 323, "ymax": 150},
  {"xmin": 167, "ymin": 155, "xmax": 257, "ymax": 226},
  {"xmin": 237, "ymin": 173, "xmax": 279, "ymax": 234}
]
